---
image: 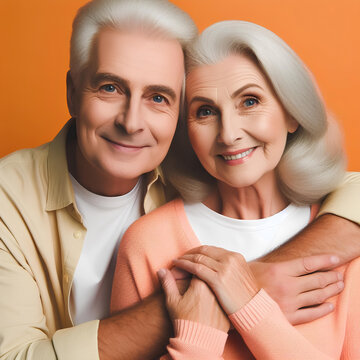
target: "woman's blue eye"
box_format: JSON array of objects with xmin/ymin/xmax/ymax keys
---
[
  {"xmin": 102, "ymin": 84, "xmax": 116, "ymax": 93},
  {"xmin": 244, "ymin": 98, "xmax": 258, "ymax": 107},
  {"xmin": 197, "ymin": 107, "xmax": 214, "ymax": 118},
  {"xmin": 153, "ymin": 95, "xmax": 165, "ymax": 103}
]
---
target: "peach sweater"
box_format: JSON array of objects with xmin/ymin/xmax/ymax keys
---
[{"xmin": 111, "ymin": 199, "xmax": 360, "ymax": 359}]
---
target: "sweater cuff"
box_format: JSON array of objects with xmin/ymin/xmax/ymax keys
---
[
  {"xmin": 229, "ymin": 289, "xmax": 279, "ymax": 332},
  {"xmin": 173, "ymin": 319, "xmax": 228, "ymax": 355}
]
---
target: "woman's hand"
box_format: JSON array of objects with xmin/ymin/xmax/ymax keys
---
[
  {"xmin": 173, "ymin": 246, "xmax": 259, "ymax": 314},
  {"xmin": 157, "ymin": 268, "xmax": 230, "ymax": 332}
]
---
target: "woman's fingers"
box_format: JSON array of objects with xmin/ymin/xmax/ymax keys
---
[
  {"xmin": 175, "ymin": 250, "xmax": 259, "ymax": 315},
  {"xmin": 158, "ymin": 268, "xmax": 231, "ymax": 332},
  {"xmin": 172, "ymin": 257, "xmax": 216, "ymax": 286},
  {"xmin": 177, "ymin": 253, "xmax": 220, "ymax": 271},
  {"xmin": 157, "ymin": 268, "xmax": 180, "ymax": 302},
  {"xmin": 184, "ymin": 245, "xmax": 230, "ymax": 261}
]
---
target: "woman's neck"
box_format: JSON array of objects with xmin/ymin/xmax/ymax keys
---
[{"xmin": 203, "ymin": 172, "xmax": 289, "ymax": 220}]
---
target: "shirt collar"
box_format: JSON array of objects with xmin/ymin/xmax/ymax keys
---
[
  {"xmin": 46, "ymin": 119, "xmax": 75, "ymax": 211},
  {"xmin": 143, "ymin": 166, "xmax": 167, "ymax": 214}
]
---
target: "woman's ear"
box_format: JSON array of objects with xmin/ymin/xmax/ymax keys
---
[
  {"xmin": 287, "ymin": 116, "xmax": 299, "ymax": 133},
  {"xmin": 66, "ymin": 71, "xmax": 77, "ymax": 118}
]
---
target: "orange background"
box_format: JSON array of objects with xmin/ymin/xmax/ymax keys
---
[{"xmin": 1, "ymin": 0, "xmax": 359, "ymax": 169}]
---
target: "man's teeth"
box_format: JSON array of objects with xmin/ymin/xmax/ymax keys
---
[{"xmin": 222, "ymin": 148, "xmax": 254, "ymax": 161}]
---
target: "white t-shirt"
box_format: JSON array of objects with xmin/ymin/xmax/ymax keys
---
[
  {"xmin": 184, "ymin": 202, "xmax": 311, "ymax": 261},
  {"xmin": 69, "ymin": 175, "xmax": 143, "ymax": 325}
]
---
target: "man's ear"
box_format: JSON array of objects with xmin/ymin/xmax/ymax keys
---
[
  {"xmin": 66, "ymin": 71, "xmax": 77, "ymax": 117},
  {"xmin": 287, "ymin": 116, "xmax": 299, "ymax": 134}
]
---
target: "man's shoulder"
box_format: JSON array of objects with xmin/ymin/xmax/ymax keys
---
[
  {"xmin": 0, "ymin": 144, "xmax": 51, "ymax": 204},
  {"xmin": 0, "ymin": 144, "xmax": 50, "ymax": 178}
]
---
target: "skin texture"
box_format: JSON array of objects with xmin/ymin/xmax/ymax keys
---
[
  {"xmin": 186, "ymin": 54, "xmax": 298, "ymax": 220},
  {"xmin": 98, "ymin": 292, "xmax": 173, "ymax": 360},
  {"xmin": 173, "ymin": 246, "xmax": 259, "ymax": 315},
  {"xmin": 158, "ymin": 269, "xmax": 230, "ymax": 332},
  {"xmin": 67, "ymin": 29, "xmax": 184, "ymax": 196}
]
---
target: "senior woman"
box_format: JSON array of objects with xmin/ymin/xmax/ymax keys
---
[{"xmin": 110, "ymin": 21, "xmax": 359, "ymax": 358}]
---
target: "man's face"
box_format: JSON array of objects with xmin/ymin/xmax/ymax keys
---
[{"xmin": 70, "ymin": 29, "xmax": 184, "ymax": 195}]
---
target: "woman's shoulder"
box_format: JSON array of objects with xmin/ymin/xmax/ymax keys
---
[
  {"xmin": 139, "ymin": 197, "xmax": 184, "ymax": 228},
  {"xmin": 120, "ymin": 198, "xmax": 186, "ymax": 250}
]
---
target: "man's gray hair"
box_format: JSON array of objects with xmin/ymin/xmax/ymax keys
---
[
  {"xmin": 165, "ymin": 21, "xmax": 346, "ymax": 205},
  {"xmin": 70, "ymin": 0, "xmax": 198, "ymax": 85}
]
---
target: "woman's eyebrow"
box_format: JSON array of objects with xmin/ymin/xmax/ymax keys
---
[
  {"xmin": 188, "ymin": 96, "xmax": 215, "ymax": 107},
  {"xmin": 231, "ymin": 84, "xmax": 262, "ymax": 99}
]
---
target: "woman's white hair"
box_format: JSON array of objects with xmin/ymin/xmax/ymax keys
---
[
  {"xmin": 69, "ymin": 0, "xmax": 198, "ymax": 85},
  {"xmin": 164, "ymin": 20, "xmax": 346, "ymax": 205}
]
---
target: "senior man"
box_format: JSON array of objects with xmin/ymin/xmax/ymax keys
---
[{"xmin": 0, "ymin": 0, "xmax": 359, "ymax": 359}]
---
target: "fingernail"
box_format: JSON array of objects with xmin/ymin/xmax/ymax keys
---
[
  {"xmin": 337, "ymin": 272, "xmax": 343, "ymax": 281},
  {"xmin": 338, "ymin": 281, "xmax": 344, "ymax": 290},
  {"xmin": 157, "ymin": 268, "xmax": 166, "ymax": 278},
  {"xmin": 330, "ymin": 256, "xmax": 339, "ymax": 264},
  {"xmin": 328, "ymin": 303, "xmax": 334, "ymax": 311}
]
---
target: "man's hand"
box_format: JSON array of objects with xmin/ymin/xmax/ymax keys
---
[{"xmin": 249, "ymin": 254, "xmax": 344, "ymax": 325}]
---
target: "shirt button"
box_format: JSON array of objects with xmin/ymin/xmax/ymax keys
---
[
  {"xmin": 73, "ymin": 231, "xmax": 82, "ymax": 239},
  {"xmin": 64, "ymin": 274, "xmax": 69, "ymax": 283}
]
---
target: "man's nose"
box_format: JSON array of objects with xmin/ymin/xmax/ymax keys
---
[{"xmin": 115, "ymin": 97, "xmax": 144, "ymax": 134}]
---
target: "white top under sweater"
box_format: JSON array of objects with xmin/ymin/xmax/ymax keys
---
[
  {"xmin": 69, "ymin": 175, "xmax": 143, "ymax": 325},
  {"xmin": 184, "ymin": 202, "xmax": 310, "ymax": 261}
]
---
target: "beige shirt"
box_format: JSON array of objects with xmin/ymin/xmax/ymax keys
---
[
  {"xmin": 0, "ymin": 120, "xmax": 359, "ymax": 359},
  {"xmin": 0, "ymin": 121, "xmax": 168, "ymax": 360}
]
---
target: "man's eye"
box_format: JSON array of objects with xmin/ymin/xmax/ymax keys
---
[
  {"xmin": 152, "ymin": 95, "xmax": 165, "ymax": 103},
  {"xmin": 196, "ymin": 107, "xmax": 215, "ymax": 118},
  {"xmin": 243, "ymin": 98, "xmax": 259, "ymax": 108},
  {"xmin": 100, "ymin": 84, "xmax": 116, "ymax": 93}
]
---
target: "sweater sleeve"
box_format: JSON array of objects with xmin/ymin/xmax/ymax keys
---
[
  {"xmin": 229, "ymin": 289, "xmax": 334, "ymax": 360},
  {"xmin": 165, "ymin": 320, "xmax": 228, "ymax": 360},
  {"xmin": 339, "ymin": 258, "xmax": 360, "ymax": 359},
  {"xmin": 110, "ymin": 202, "xmax": 181, "ymax": 313},
  {"xmin": 110, "ymin": 223, "xmax": 154, "ymax": 313}
]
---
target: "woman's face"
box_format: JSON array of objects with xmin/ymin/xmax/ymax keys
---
[{"xmin": 186, "ymin": 54, "xmax": 298, "ymax": 189}]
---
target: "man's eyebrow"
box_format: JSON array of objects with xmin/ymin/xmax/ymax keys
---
[
  {"xmin": 231, "ymin": 84, "xmax": 262, "ymax": 98},
  {"xmin": 188, "ymin": 96, "xmax": 215, "ymax": 107},
  {"xmin": 144, "ymin": 85, "xmax": 177, "ymax": 102},
  {"xmin": 90, "ymin": 72, "xmax": 129, "ymax": 91}
]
